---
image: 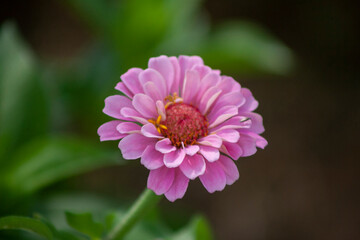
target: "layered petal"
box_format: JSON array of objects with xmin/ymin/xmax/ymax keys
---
[
  {"xmin": 120, "ymin": 107, "xmax": 148, "ymax": 125},
  {"xmin": 139, "ymin": 68, "xmax": 167, "ymax": 99},
  {"xmin": 119, "ymin": 134, "xmax": 155, "ymax": 159},
  {"xmin": 182, "ymin": 70, "xmax": 200, "ymax": 104},
  {"xmin": 240, "ymin": 112, "xmax": 265, "ymax": 134},
  {"xmin": 120, "ymin": 68, "xmax": 143, "ymax": 95},
  {"xmin": 208, "ymin": 105, "xmax": 238, "ymax": 128},
  {"xmin": 218, "ymin": 155, "xmax": 239, "ymax": 185},
  {"xmin": 148, "ymin": 55, "xmax": 174, "ymax": 93},
  {"xmin": 141, "ymin": 123, "xmax": 163, "ymax": 138},
  {"xmin": 215, "ymin": 129, "xmax": 240, "ymax": 143},
  {"xmin": 103, "ymin": 95, "xmax": 133, "ymax": 120},
  {"xmin": 132, "ymin": 93, "xmax": 158, "ymax": 119},
  {"xmin": 98, "ymin": 120, "xmax": 125, "ymax": 141},
  {"xmin": 180, "ymin": 154, "xmax": 206, "ymax": 179},
  {"xmin": 163, "ymin": 148, "xmax": 186, "ymax": 168},
  {"xmin": 221, "ymin": 141, "xmax": 243, "ymax": 160},
  {"xmin": 141, "ymin": 145, "xmax": 164, "ymax": 170},
  {"xmin": 147, "ymin": 166, "xmax": 175, "ymax": 195},
  {"xmin": 199, "ymin": 146, "xmax": 220, "ymax": 162},
  {"xmin": 197, "ymin": 135, "xmax": 222, "ymax": 148},
  {"xmin": 155, "ymin": 138, "xmax": 176, "ymax": 153},
  {"xmin": 116, "ymin": 122, "xmax": 141, "ymax": 134},
  {"xmin": 199, "ymin": 161, "xmax": 226, "ymax": 193},
  {"xmin": 238, "ymin": 88, "xmax": 259, "ymax": 112},
  {"xmin": 165, "ymin": 169, "xmax": 189, "ymax": 202}
]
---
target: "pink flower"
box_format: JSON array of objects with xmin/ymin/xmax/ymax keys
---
[{"xmin": 98, "ymin": 55, "xmax": 267, "ymax": 201}]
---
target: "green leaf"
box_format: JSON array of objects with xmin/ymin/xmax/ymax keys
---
[
  {"xmin": 200, "ymin": 21, "xmax": 294, "ymax": 76},
  {"xmin": 65, "ymin": 212, "xmax": 104, "ymax": 239},
  {"xmin": 170, "ymin": 215, "xmax": 213, "ymax": 240},
  {"xmin": 3, "ymin": 136, "xmax": 121, "ymax": 198},
  {"xmin": 0, "ymin": 22, "xmax": 49, "ymax": 163},
  {"xmin": 0, "ymin": 216, "xmax": 53, "ymax": 239}
]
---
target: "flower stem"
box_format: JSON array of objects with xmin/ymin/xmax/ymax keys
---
[{"xmin": 106, "ymin": 189, "xmax": 161, "ymax": 240}]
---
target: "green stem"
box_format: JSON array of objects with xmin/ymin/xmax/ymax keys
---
[{"xmin": 106, "ymin": 189, "xmax": 162, "ymax": 240}]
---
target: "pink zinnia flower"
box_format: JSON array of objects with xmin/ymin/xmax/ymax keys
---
[{"xmin": 98, "ymin": 55, "xmax": 267, "ymax": 201}]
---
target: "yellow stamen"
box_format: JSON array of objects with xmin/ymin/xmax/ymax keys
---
[
  {"xmin": 159, "ymin": 124, "xmax": 167, "ymax": 130},
  {"xmin": 156, "ymin": 115, "xmax": 162, "ymax": 124}
]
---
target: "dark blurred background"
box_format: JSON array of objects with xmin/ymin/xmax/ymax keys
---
[{"xmin": 1, "ymin": 0, "xmax": 359, "ymax": 239}]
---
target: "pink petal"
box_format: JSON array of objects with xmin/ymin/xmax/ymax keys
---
[
  {"xmin": 240, "ymin": 112, "xmax": 265, "ymax": 134},
  {"xmin": 199, "ymin": 146, "xmax": 220, "ymax": 162},
  {"xmin": 143, "ymin": 82, "xmax": 162, "ymax": 101},
  {"xmin": 184, "ymin": 145, "xmax": 200, "ymax": 156},
  {"xmin": 120, "ymin": 107, "xmax": 148, "ymax": 125},
  {"xmin": 118, "ymin": 134, "xmax": 155, "ymax": 159},
  {"xmin": 165, "ymin": 169, "xmax": 189, "ymax": 202},
  {"xmin": 208, "ymin": 105, "xmax": 238, "ymax": 128},
  {"xmin": 103, "ymin": 95, "xmax": 133, "ymax": 120},
  {"xmin": 115, "ymin": 82, "xmax": 133, "ymax": 98},
  {"xmin": 148, "ymin": 55, "xmax": 174, "ymax": 93},
  {"xmin": 197, "ymin": 135, "xmax": 222, "ymax": 148},
  {"xmin": 97, "ymin": 120, "xmax": 126, "ymax": 141},
  {"xmin": 180, "ymin": 154, "xmax": 206, "ymax": 179},
  {"xmin": 238, "ymin": 88, "xmax": 259, "ymax": 112},
  {"xmin": 238, "ymin": 133, "xmax": 258, "ymax": 157},
  {"xmin": 147, "ymin": 166, "xmax": 175, "ymax": 195},
  {"xmin": 139, "ymin": 69, "xmax": 167, "ymax": 99},
  {"xmin": 182, "ymin": 70, "xmax": 200, "ymax": 104},
  {"xmin": 132, "ymin": 93, "xmax": 158, "ymax": 119},
  {"xmin": 196, "ymin": 72, "xmax": 221, "ymax": 102},
  {"xmin": 211, "ymin": 116, "xmax": 252, "ymax": 132},
  {"xmin": 218, "ymin": 155, "xmax": 239, "ymax": 185},
  {"xmin": 178, "ymin": 55, "xmax": 204, "ymax": 90},
  {"xmin": 169, "ymin": 56, "xmax": 181, "ymax": 93},
  {"xmin": 213, "ymin": 91, "xmax": 245, "ymax": 110},
  {"xmin": 199, "ymin": 161, "xmax": 226, "ymax": 193},
  {"xmin": 239, "ymin": 130, "xmax": 268, "ymax": 149},
  {"xmin": 120, "ymin": 68, "xmax": 143, "ymax": 95},
  {"xmin": 141, "ymin": 123, "xmax": 163, "ymax": 138},
  {"xmin": 116, "ymin": 122, "xmax": 141, "ymax": 134},
  {"xmin": 198, "ymin": 86, "xmax": 222, "ymax": 115},
  {"xmin": 193, "ymin": 65, "xmax": 212, "ymax": 79},
  {"xmin": 163, "ymin": 148, "xmax": 186, "ymax": 168},
  {"xmin": 215, "ymin": 129, "xmax": 240, "ymax": 143},
  {"xmin": 255, "ymin": 134, "xmax": 268, "ymax": 149},
  {"xmin": 155, "ymin": 138, "xmax": 176, "ymax": 153},
  {"xmin": 217, "ymin": 76, "xmax": 241, "ymax": 94},
  {"xmin": 141, "ymin": 145, "xmax": 164, "ymax": 170},
  {"xmin": 221, "ymin": 141, "xmax": 243, "ymax": 160}
]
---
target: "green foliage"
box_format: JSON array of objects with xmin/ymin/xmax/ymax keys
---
[
  {"xmin": 66, "ymin": 0, "xmax": 294, "ymax": 75},
  {"xmin": 0, "ymin": 23, "xmax": 49, "ymax": 163},
  {"xmin": 169, "ymin": 215, "xmax": 213, "ymax": 240},
  {"xmin": 65, "ymin": 212, "xmax": 104, "ymax": 239},
  {"xmin": 199, "ymin": 21, "xmax": 294, "ymax": 75},
  {"xmin": 0, "ymin": 216, "xmax": 53, "ymax": 240},
  {"xmin": 2, "ymin": 137, "xmax": 120, "ymax": 201}
]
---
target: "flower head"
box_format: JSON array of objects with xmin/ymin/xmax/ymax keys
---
[{"xmin": 98, "ymin": 55, "xmax": 267, "ymax": 201}]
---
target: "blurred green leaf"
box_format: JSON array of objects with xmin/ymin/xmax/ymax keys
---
[
  {"xmin": 0, "ymin": 216, "xmax": 53, "ymax": 240},
  {"xmin": 0, "ymin": 22, "xmax": 49, "ymax": 163},
  {"xmin": 169, "ymin": 215, "xmax": 213, "ymax": 240},
  {"xmin": 200, "ymin": 21, "xmax": 294, "ymax": 76},
  {"xmin": 65, "ymin": 212, "xmax": 104, "ymax": 239},
  {"xmin": 3, "ymin": 136, "xmax": 121, "ymax": 198}
]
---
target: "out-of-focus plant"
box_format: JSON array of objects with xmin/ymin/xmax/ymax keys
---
[{"xmin": 0, "ymin": 0, "xmax": 293, "ymax": 239}]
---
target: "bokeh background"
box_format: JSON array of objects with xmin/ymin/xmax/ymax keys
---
[{"xmin": 1, "ymin": 0, "xmax": 359, "ymax": 239}]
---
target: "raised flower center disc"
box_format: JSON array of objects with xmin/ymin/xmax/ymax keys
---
[{"xmin": 160, "ymin": 103, "xmax": 208, "ymax": 147}]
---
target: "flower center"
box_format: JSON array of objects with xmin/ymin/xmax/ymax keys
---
[{"xmin": 160, "ymin": 102, "xmax": 209, "ymax": 147}]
